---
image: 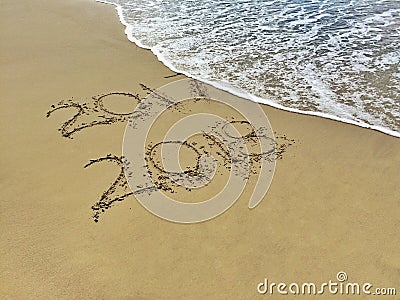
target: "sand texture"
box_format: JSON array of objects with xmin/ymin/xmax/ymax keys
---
[{"xmin": 1, "ymin": 1, "xmax": 399, "ymax": 299}]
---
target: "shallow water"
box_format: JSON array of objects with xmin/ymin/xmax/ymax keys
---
[{"xmin": 102, "ymin": 0, "xmax": 400, "ymax": 135}]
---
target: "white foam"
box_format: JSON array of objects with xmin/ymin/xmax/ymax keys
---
[{"xmin": 96, "ymin": 0, "xmax": 400, "ymax": 138}]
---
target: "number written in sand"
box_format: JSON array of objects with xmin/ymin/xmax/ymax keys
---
[
  {"xmin": 46, "ymin": 92, "xmax": 141, "ymax": 138},
  {"xmin": 85, "ymin": 131, "xmax": 295, "ymax": 223}
]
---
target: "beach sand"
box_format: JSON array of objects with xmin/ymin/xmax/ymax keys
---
[{"xmin": 1, "ymin": 0, "xmax": 399, "ymax": 299}]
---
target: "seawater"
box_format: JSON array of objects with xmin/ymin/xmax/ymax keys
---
[{"xmin": 98, "ymin": 0, "xmax": 400, "ymax": 136}]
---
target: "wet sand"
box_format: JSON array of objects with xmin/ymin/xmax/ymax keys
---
[{"xmin": 1, "ymin": 0, "xmax": 399, "ymax": 299}]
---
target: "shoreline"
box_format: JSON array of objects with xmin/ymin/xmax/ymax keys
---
[
  {"xmin": 1, "ymin": 0, "xmax": 399, "ymax": 299},
  {"xmin": 96, "ymin": 0, "xmax": 400, "ymax": 139}
]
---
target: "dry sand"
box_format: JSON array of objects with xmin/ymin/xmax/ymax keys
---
[{"xmin": 1, "ymin": 0, "xmax": 399, "ymax": 299}]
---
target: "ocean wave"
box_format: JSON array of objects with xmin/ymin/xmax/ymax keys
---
[{"xmin": 98, "ymin": 0, "xmax": 400, "ymax": 137}]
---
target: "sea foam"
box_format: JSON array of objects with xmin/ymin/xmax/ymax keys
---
[{"xmin": 98, "ymin": 0, "xmax": 400, "ymax": 137}]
